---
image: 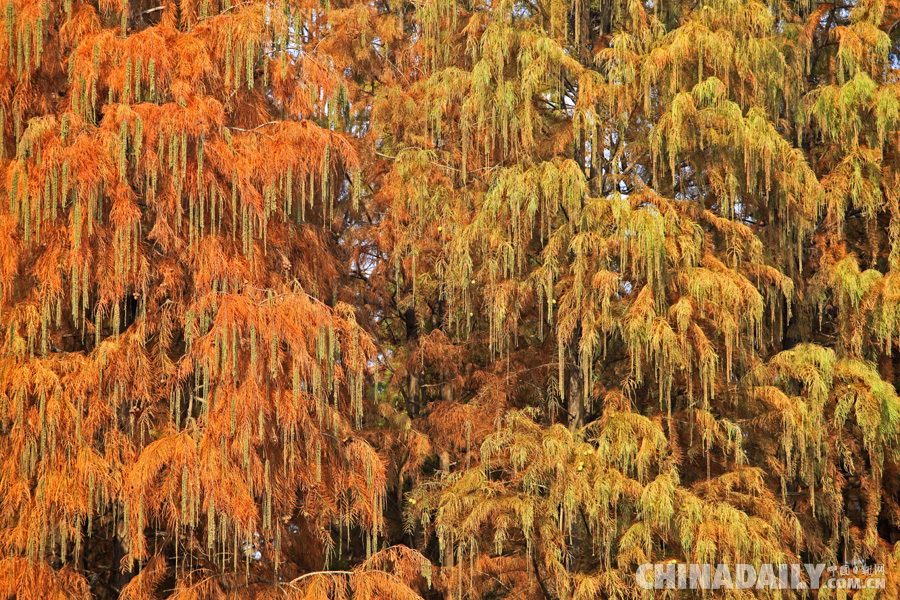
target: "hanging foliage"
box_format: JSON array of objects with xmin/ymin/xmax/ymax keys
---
[{"xmin": 3, "ymin": 0, "xmax": 900, "ymax": 597}]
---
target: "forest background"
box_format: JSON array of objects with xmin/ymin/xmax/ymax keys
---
[{"xmin": 2, "ymin": 0, "xmax": 900, "ymax": 598}]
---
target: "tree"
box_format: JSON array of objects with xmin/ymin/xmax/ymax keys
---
[
  {"xmin": 0, "ymin": 0, "xmax": 430, "ymax": 597},
  {"xmin": 3, "ymin": 0, "xmax": 900, "ymax": 597},
  {"xmin": 381, "ymin": 0, "xmax": 900, "ymax": 598}
]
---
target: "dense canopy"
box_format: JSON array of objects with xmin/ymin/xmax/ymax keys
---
[{"xmin": 1, "ymin": 0, "xmax": 900, "ymax": 597}]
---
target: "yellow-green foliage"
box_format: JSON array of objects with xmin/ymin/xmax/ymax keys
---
[{"xmin": 3, "ymin": 0, "xmax": 900, "ymax": 597}]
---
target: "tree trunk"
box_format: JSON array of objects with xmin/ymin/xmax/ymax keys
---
[
  {"xmin": 403, "ymin": 308, "xmax": 421, "ymax": 418},
  {"xmin": 566, "ymin": 327, "xmax": 584, "ymax": 430}
]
